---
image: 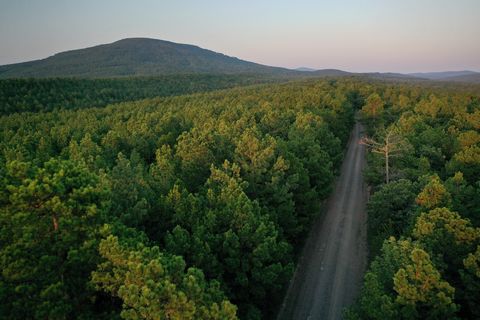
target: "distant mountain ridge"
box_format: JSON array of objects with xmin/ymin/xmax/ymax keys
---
[
  {"xmin": 0, "ymin": 38, "xmax": 478, "ymax": 82},
  {"xmin": 0, "ymin": 38, "xmax": 294, "ymax": 78},
  {"xmin": 294, "ymin": 67, "xmax": 316, "ymax": 72},
  {"xmin": 442, "ymin": 73, "xmax": 480, "ymax": 83},
  {"xmin": 0, "ymin": 38, "xmax": 360, "ymax": 79},
  {"xmin": 408, "ymin": 70, "xmax": 478, "ymax": 80}
]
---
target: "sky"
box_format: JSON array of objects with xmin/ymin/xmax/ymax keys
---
[{"xmin": 0, "ymin": 0, "xmax": 479, "ymax": 73}]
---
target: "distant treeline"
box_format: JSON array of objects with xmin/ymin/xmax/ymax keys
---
[{"xmin": 0, "ymin": 74, "xmax": 278, "ymax": 115}]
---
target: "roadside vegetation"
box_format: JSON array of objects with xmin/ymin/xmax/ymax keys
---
[{"xmin": 348, "ymin": 80, "xmax": 480, "ymax": 319}]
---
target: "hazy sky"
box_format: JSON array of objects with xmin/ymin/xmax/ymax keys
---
[{"xmin": 1, "ymin": 0, "xmax": 479, "ymax": 72}]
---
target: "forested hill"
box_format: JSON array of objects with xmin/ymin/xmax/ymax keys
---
[
  {"xmin": 2, "ymin": 37, "xmax": 477, "ymax": 82},
  {"xmin": 0, "ymin": 38, "xmax": 294, "ymax": 78}
]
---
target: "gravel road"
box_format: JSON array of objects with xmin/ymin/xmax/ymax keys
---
[{"xmin": 278, "ymin": 121, "xmax": 368, "ymax": 320}]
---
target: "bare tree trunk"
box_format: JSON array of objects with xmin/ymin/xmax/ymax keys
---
[
  {"xmin": 385, "ymin": 133, "xmax": 390, "ymax": 184},
  {"xmin": 360, "ymin": 127, "xmax": 407, "ymax": 185},
  {"xmin": 385, "ymin": 149, "xmax": 389, "ymax": 184},
  {"xmin": 52, "ymin": 215, "xmax": 59, "ymax": 231}
]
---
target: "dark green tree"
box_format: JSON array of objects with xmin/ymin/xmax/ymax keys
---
[{"xmin": 0, "ymin": 159, "xmax": 110, "ymax": 319}]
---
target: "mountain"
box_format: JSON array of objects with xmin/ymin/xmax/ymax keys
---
[
  {"xmin": 409, "ymin": 70, "xmax": 479, "ymax": 80},
  {"xmin": 3, "ymin": 38, "xmax": 476, "ymax": 82},
  {"xmin": 363, "ymin": 72, "xmax": 424, "ymax": 81},
  {"xmin": 312, "ymin": 69, "xmax": 352, "ymax": 76},
  {"xmin": 295, "ymin": 67, "xmax": 316, "ymax": 72},
  {"xmin": 0, "ymin": 38, "xmax": 295, "ymax": 78},
  {"xmin": 439, "ymin": 73, "xmax": 480, "ymax": 83}
]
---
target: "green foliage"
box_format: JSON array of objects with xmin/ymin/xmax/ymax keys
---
[
  {"xmin": 350, "ymin": 79, "xmax": 480, "ymax": 319},
  {"xmin": 413, "ymin": 208, "xmax": 480, "ymax": 252},
  {"xmin": 415, "ymin": 175, "xmax": 451, "ymax": 209},
  {"xmin": 360, "ymin": 92, "xmax": 385, "ymax": 131},
  {"xmin": 164, "ymin": 162, "xmax": 294, "ymax": 318},
  {"xmin": 0, "ymin": 159, "xmax": 110, "ymax": 319},
  {"xmin": 0, "ymin": 78, "xmax": 356, "ymax": 318},
  {"xmin": 447, "ymin": 145, "xmax": 480, "ymax": 183},
  {"xmin": 92, "ymin": 234, "xmax": 237, "ymax": 320},
  {"xmin": 5, "ymin": 76, "xmax": 478, "ymax": 319},
  {"xmin": 367, "ymin": 179, "xmax": 418, "ymax": 257},
  {"xmin": 461, "ymin": 245, "xmax": 480, "ymax": 316},
  {"xmin": 0, "ymin": 75, "xmax": 277, "ymax": 115},
  {"xmin": 350, "ymin": 238, "xmax": 458, "ymax": 320},
  {"xmin": 393, "ymin": 248, "xmax": 458, "ymax": 319}
]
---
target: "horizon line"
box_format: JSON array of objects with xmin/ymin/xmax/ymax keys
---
[{"xmin": 1, "ymin": 37, "xmax": 479, "ymax": 75}]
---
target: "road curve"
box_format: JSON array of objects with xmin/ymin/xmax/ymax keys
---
[{"xmin": 278, "ymin": 121, "xmax": 368, "ymax": 320}]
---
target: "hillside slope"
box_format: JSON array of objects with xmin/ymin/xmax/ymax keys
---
[
  {"xmin": 440, "ymin": 72, "xmax": 480, "ymax": 83},
  {"xmin": 0, "ymin": 38, "xmax": 292, "ymax": 78},
  {"xmin": 409, "ymin": 70, "xmax": 479, "ymax": 80}
]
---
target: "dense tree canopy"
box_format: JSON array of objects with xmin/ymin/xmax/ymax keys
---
[
  {"xmin": 2, "ymin": 75, "xmax": 479, "ymax": 319},
  {"xmin": 0, "ymin": 77, "xmax": 359, "ymax": 319},
  {"xmin": 0, "ymin": 75, "xmax": 277, "ymax": 115},
  {"xmin": 349, "ymin": 79, "xmax": 480, "ymax": 319}
]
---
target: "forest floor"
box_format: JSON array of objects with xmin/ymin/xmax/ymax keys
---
[{"xmin": 278, "ymin": 121, "xmax": 368, "ymax": 320}]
